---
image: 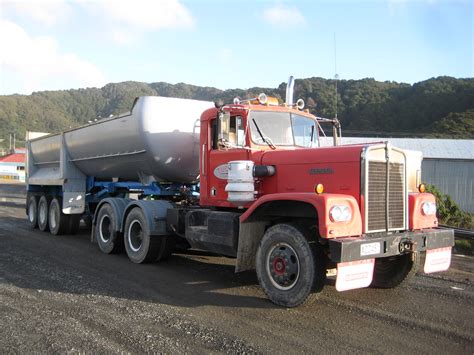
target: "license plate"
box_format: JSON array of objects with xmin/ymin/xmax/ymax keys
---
[
  {"xmin": 424, "ymin": 247, "xmax": 452, "ymax": 274},
  {"xmin": 336, "ymin": 259, "xmax": 375, "ymax": 292},
  {"xmin": 360, "ymin": 242, "xmax": 381, "ymax": 256}
]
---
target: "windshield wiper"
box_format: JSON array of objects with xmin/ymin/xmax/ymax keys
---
[
  {"xmin": 252, "ymin": 119, "xmax": 276, "ymax": 149},
  {"xmin": 310, "ymin": 125, "xmax": 315, "ymax": 146}
]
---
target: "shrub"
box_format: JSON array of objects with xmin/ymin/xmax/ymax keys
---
[{"xmin": 426, "ymin": 184, "xmax": 472, "ymax": 229}]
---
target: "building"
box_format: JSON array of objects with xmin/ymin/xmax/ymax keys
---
[
  {"xmin": 0, "ymin": 148, "xmax": 26, "ymax": 182},
  {"xmin": 321, "ymin": 137, "xmax": 474, "ymax": 213}
]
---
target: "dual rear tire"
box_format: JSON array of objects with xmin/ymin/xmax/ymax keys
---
[{"xmin": 94, "ymin": 204, "xmax": 173, "ymax": 263}]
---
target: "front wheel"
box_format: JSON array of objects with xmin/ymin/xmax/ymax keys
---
[
  {"xmin": 370, "ymin": 252, "xmax": 419, "ymax": 289},
  {"xmin": 256, "ymin": 224, "xmax": 326, "ymax": 307}
]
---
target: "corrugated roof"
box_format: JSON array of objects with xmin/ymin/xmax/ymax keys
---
[
  {"xmin": 0, "ymin": 153, "xmax": 25, "ymax": 163},
  {"xmin": 319, "ymin": 137, "xmax": 474, "ymax": 160}
]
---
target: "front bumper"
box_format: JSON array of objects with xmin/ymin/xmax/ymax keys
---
[{"xmin": 328, "ymin": 228, "xmax": 454, "ymax": 263}]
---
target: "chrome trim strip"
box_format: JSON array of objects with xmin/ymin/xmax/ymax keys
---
[
  {"xmin": 360, "ymin": 145, "xmax": 370, "ymax": 234},
  {"xmin": 69, "ymin": 150, "xmax": 147, "ymax": 162},
  {"xmin": 385, "ymin": 142, "xmax": 390, "ymax": 232}
]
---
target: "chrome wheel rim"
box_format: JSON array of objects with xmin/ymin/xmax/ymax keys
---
[
  {"xmin": 49, "ymin": 204, "xmax": 57, "ymax": 229},
  {"xmin": 99, "ymin": 215, "xmax": 112, "ymax": 243},
  {"xmin": 28, "ymin": 202, "xmax": 35, "ymax": 222},
  {"xmin": 128, "ymin": 220, "xmax": 143, "ymax": 252}
]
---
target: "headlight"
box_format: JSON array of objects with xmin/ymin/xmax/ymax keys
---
[
  {"xmin": 421, "ymin": 201, "xmax": 436, "ymax": 216},
  {"xmin": 329, "ymin": 205, "xmax": 352, "ymax": 222}
]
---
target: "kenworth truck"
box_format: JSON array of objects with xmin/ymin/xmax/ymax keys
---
[{"xmin": 25, "ymin": 77, "xmax": 454, "ymax": 307}]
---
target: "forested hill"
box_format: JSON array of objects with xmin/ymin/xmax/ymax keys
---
[{"xmin": 1, "ymin": 76, "xmax": 473, "ymax": 144}]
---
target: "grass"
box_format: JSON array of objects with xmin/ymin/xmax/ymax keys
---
[{"xmin": 454, "ymin": 238, "xmax": 474, "ymax": 255}]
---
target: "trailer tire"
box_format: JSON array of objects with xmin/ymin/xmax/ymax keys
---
[
  {"xmin": 95, "ymin": 204, "xmax": 123, "ymax": 254},
  {"xmin": 27, "ymin": 195, "xmax": 38, "ymax": 228},
  {"xmin": 256, "ymin": 224, "xmax": 326, "ymax": 308},
  {"xmin": 370, "ymin": 252, "xmax": 419, "ymax": 289},
  {"xmin": 37, "ymin": 195, "xmax": 51, "ymax": 232},
  {"xmin": 49, "ymin": 198, "xmax": 70, "ymax": 235},
  {"xmin": 124, "ymin": 207, "xmax": 161, "ymax": 264},
  {"xmin": 68, "ymin": 215, "xmax": 82, "ymax": 235}
]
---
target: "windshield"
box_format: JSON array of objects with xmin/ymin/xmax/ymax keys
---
[{"xmin": 249, "ymin": 111, "xmax": 316, "ymax": 147}]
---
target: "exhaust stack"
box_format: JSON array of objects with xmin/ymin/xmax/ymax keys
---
[{"xmin": 286, "ymin": 76, "xmax": 295, "ymax": 106}]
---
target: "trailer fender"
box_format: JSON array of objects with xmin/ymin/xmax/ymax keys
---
[
  {"xmin": 91, "ymin": 198, "xmax": 130, "ymax": 242},
  {"xmin": 122, "ymin": 200, "xmax": 173, "ymax": 236},
  {"xmin": 235, "ymin": 193, "xmax": 362, "ymax": 272}
]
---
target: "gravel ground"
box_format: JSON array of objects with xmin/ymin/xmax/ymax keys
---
[{"xmin": 0, "ymin": 183, "xmax": 473, "ymax": 353}]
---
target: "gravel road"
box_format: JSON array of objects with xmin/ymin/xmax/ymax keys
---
[{"xmin": 0, "ymin": 183, "xmax": 473, "ymax": 353}]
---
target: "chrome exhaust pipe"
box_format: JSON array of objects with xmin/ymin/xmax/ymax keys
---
[{"xmin": 286, "ymin": 76, "xmax": 295, "ymax": 106}]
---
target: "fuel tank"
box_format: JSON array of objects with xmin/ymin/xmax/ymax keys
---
[{"xmin": 28, "ymin": 96, "xmax": 214, "ymax": 184}]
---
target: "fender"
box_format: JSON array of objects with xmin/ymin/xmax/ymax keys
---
[
  {"xmin": 122, "ymin": 199, "xmax": 173, "ymax": 236},
  {"xmin": 409, "ymin": 193, "xmax": 438, "ymax": 230},
  {"xmin": 240, "ymin": 193, "xmax": 362, "ymax": 238}
]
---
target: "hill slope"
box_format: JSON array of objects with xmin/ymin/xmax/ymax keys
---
[{"xmin": 0, "ymin": 76, "xmax": 473, "ymax": 145}]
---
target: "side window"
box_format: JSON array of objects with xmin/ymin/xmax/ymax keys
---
[{"xmin": 216, "ymin": 112, "xmax": 244, "ymax": 149}]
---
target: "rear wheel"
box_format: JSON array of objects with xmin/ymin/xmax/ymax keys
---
[
  {"xmin": 256, "ymin": 224, "xmax": 326, "ymax": 307},
  {"xmin": 124, "ymin": 207, "xmax": 162, "ymax": 264},
  {"xmin": 370, "ymin": 252, "xmax": 419, "ymax": 288},
  {"xmin": 27, "ymin": 195, "xmax": 38, "ymax": 228},
  {"xmin": 95, "ymin": 204, "xmax": 123, "ymax": 254},
  {"xmin": 68, "ymin": 214, "xmax": 82, "ymax": 235},
  {"xmin": 37, "ymin": 195, "xmax": 51, "ymax": 232},
  {"xmin": 49, "ymin": 198, "xmax": 70, "ymax": 235}
]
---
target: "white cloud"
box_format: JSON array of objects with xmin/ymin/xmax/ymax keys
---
[
  {"xmin": 262, "ymin": 4, "xmax": 306, "ymax": 28},
  {"xmin": 0, "ymin": 20, "xmax": 106, "ymax": 94},
  {"xmin": 96, "ymin": 0, "xmax": 194, "ymax": 30},
  {"xmin": 2, "ymin": 0, "xmax": 72, "ymax": 27},
  {"xmin": 78, "ymin": 0, "xmax": 195, "ymax": 44}
]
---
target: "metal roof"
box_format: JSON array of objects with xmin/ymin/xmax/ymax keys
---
[
  {"xmin": 0, "ymin": 153, "xmax": 25, "ymax": 164},
  {"xmin": 319, "ymin": 137, "xmax": 474, "ymax": 160}
]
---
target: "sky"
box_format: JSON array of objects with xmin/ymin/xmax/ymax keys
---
[{"xmin": 0, "ymin": 0, "xmax": 472, "ymax": 95}]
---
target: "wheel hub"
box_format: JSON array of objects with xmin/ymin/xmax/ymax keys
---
[{"xmin": 267, "ymin": 243, "xmax": 300, "ymax": 290}]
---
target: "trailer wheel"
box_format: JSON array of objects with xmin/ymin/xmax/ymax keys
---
[
  {"xmin": 49, "ymin": 198, "xmax": 70, "ymax": 235},
  {"xmin": 95, "ymin": 204, "xmax": 123, "ymax": 254},
  {"xmin": 68, "ymin": 215, "xmax": 82, "ymax": 235},
  {"xmin": 256, "ymin": 224, "xmax": 326, "ymax": 307},
  {"xmin": 370, "ymin": 252, "xmax": 419, "ymax": 289},
  {"xmin": 124, "ymin": 207, "xmax": 162, "ymax": 264},
  {"xmin": 37, "ymin": 195, "xmax": 51, "ymax": 232},
  {"xmin": 27, "ymin": 195, "xmax": 38, "ymax": 228}
]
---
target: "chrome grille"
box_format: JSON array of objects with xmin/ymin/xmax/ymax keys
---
[{"xmin": 367, "ymin": 161, "xmax": 405, "ymax": 232}]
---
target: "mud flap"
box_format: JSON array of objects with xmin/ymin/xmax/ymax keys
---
[
  {"xmin": 336, "ymin": 258, "xmax": 375, "ymax": 291},
  {"xmin": 424, "ymin": 247, "xmax": 452, "ymax": 274}
]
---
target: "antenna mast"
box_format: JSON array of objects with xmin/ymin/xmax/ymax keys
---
[{"xmin": 334, "ymin": 32, "xmax": 338, "ymax": 120}]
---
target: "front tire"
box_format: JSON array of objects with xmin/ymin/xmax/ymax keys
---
[
  {"xmin": 370, "ymin": 252, "xmax": 419, "ymax": 288},
  {"xmin": 256, "ymin": 224, "xmax": 326, "ymax": 307}
]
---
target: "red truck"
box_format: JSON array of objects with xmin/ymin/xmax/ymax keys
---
[{"xmin": 26, "ymin": 77, "xmax": 454, "ymax": 307}]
